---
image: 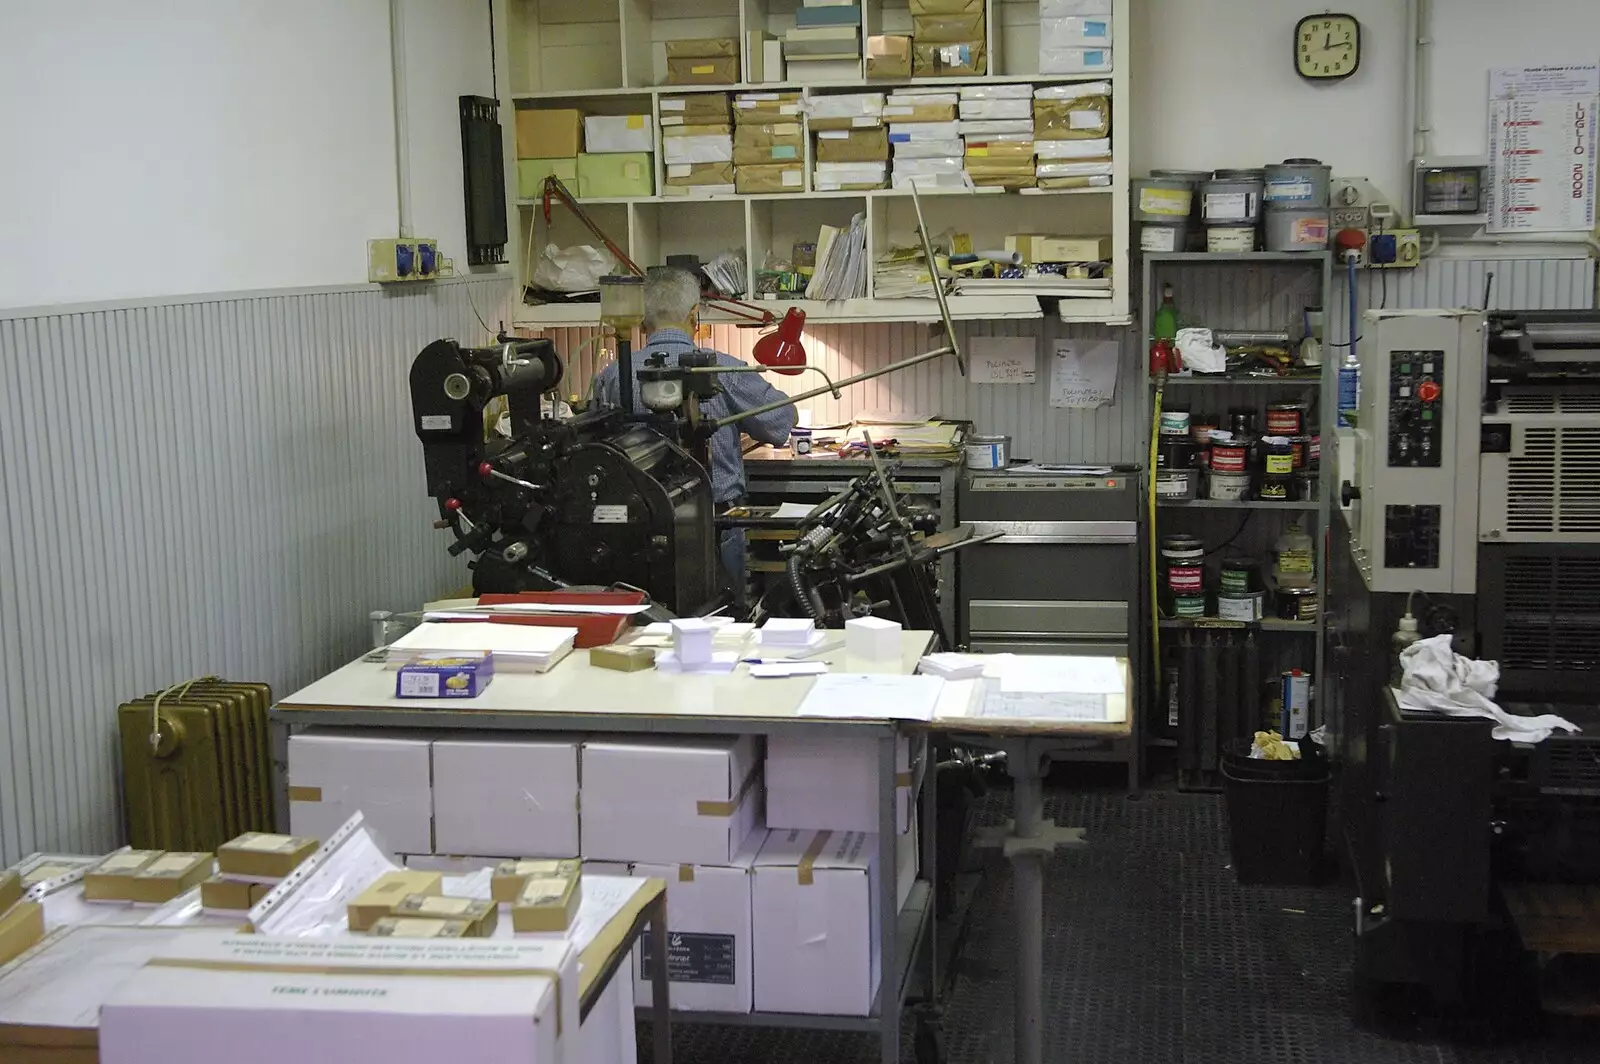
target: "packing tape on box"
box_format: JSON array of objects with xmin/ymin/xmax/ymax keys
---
[
  {"xmin": 797, "ymin": 830, "xmax": 833, "ymax": 887},
  {"xmin": 288, "ymin": 786, "xmax": 322, "ymax": 803},
  {"xmin": 678, "ymin": 865, "xmax": 695, "ymax": 883},
  {"xmin": 146, "ymin": 958, "xmax": 565, "ymax": 1034},
  {"xmin": 695, "ymin": 764, "xmax": 763, "ymax": 817}
]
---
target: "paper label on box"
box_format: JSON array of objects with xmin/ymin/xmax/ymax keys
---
[
  {"xmin": 99, "ymin": 854, "xmax": 151, "ymax": 873},
  {"xmin": 669, "ymin": 164, "xmax": 692, "ymax": 176},
  {"xmin": 640, "ymin": 929, "xmax": 736, "ymax": 985},
  {"xmin": 1069, "ymin": 110, "xmax": 1102, "ymax": 129},
  {"xmin": 399, "ymin": 671, "xmax": 441, "ymax": 697},
  {"xmin": 661, "ymin": 116, "xmax": 685, "ymax": 126},
  {"xmin": 771, "ymin": 146, "xmax": 798, "ymax": 160},
  {"xmin": 413, "ymin": 896, "xmax": 474, "ymax": 916},
  {"xmin": 1084, "ymin": 19, "xmax": 1109, "ymax": 36},
  {"xmin": 594, "ymin": 505, "xmax": 628, "ymax": 523},
  {"xmin": 661, "ymin": 99, "xmax": 687, "ymax": 111},
  {"xmin": 852, "ymin": 116, "xmax": 876, "ymax": 127},
  {"xmin": 820, "ymin": 130, "xmax": 849, "ymax": 139},
  {"xmin": 386, "ymin": 918, "xmax": 451, "ymax": 937},
  {"xmin": 626, "ymin": 115, "xmax": 645, "ymax": 129},
  {"xmin": 967, "ymin": 146, "xmax": 989, "ymax": 157},
  {"xmin": 1203, "ymin": 192, "xmax": 1253, "ymax": 220},
  {"xmin": 144, "ymin": 855, "xmax": 199, "ymax": 875},
  {"xmin": 782, "ymin": 169, "xmax": 803, "ymax": 186},
  {"xmin": 234, "ymin": 834, "xmax": 301, "ymax": 853},
  {"xmin": 1085, "ymin": 50, "xmax": 1107, "ymax": 65}
]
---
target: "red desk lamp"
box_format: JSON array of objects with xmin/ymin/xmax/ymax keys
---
[{"xmin": 751, "ymin": 306, "xmax": 807, "ymax": 375}]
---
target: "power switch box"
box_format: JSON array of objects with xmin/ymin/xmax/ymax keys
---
[{"xmin": 368, "ymin": 238, "xmax": 440, "ymax": 283}]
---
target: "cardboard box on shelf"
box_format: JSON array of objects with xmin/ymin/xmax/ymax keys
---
[
  {"xmin": 733, "ymin": 92, "xmax": 802, "ymax": 124},
  {"xmin": 432, "ymin": 736, "xmax": 579, "ymax": 860},
  {"xmin": 491, "ymin": 858, "xmax": 582, "ymax": 904},
  {"xmin": 127, "ymin": 852, "xmax": 213, "ymax": 904},
  {"xmin": 767, "ymin": 735, "xmax": 914, "ymax": 834},
  {"xmin": 733, "ymin": 122, "xmax": 803, "ymax": 165},
  {"xmin": 217, "ymin": 833, "xmax": 318, "ymax": 880},
  {"xmin": 909, "ymin": 0, "xmax": 981, "ymax": 12},
  {"xmin": 391, "ymin": 894, "xmax": 499, "ymax": 937},
  {"xmin": 786, "ymin": 57, "xmax": 864, "ymax": 84},
  {"xmin": 518, "ymin": 158, "xmax": 577, "ymax": 198},
  {"xmin": 668, "ymin": 55, "xmax": 740, "ymax": 85},
  {"xmin": 666, "ymin": 161, "xmax": 736, "ymax": 188},
  {"xmin": 664, "ymin": 135, "xmax": 734, "ymax": 166},
  {"xmin": 0, "ymin": 902, "xmax": 43, "ymax": 967},
  {"xmin": 1041, "ymin": 14, "xmax": 1112, "ymax": 48},
  {"xmin": 965, "ymin": 140, "xmax": 1037, "ymax": 162},
  {"xmin": 795, "ymin": 3, "xmax": 861, "ymax": 25},
  {"xmin": 1034, "ymin": 94, "xmax": 1111, "ymax": 139},
  {"xmin": 581, "ymin": 735, "xmax": 764, "ymax": 864},
  {"xmin": 1040, "ymin": 45, "xmax": 1112, "ymax": 74},
  {"xmin": 199, "ymin": 876, "xmax": 271, "ymax": 912},
  {"xmin": 577, "ymin": 152, "xmax": 654, "ymax": 198},
  {"xmin": 752, "ymin": 829, "xmax": 880, "ymax": 1015},
  {"xmin": 347, "ymin": 870, "xmax": 444, "ymax": 932},
  {"xmin": 815, "ymin": 128, "xmax": 889, "ymax": 163},
  {"xmin": 813, "ymin": 163, "xmax": 888, "ymax": 191},
  {"xmin": 511, "ymin": 873, "xmax": 582, "ymax": 933},
  {"xmin": 664, "ymin": 37, "xmax": 738, "ymax": 58},
  {"xmin": 1006, "ymin": 234, "xmax": 1113, "ymax": 263},
  {"xmin": 762, "ymin": 38, "xmax": 786, "ymax": 82},
  {"xmin": 912, "ymin": 40, "xmax": 986, "ymax": 77},
  {"xmin": 584, "ymin": 114, "xmax": 653, "ymax": 153},
  {"xmin": 515, "ymin": 107, "xmax": 582, "ymax": 160},
  {"xmin": 959, "ymin": 97, "xmax": 1032, "ymax": 121},
  {"xmin": 866, "ymin": 35, "xmax": 912, "ymax": 79},
  {"xmin": 883, "ymin": 98, "xmax": 958, "ymax": 123},
  {"xmin": 631, "ymin": 835, "xmax": 760, "ymax": 1013},
  {"xmin": 1041, "ymin": 0, "xmax": 1111, "ymax": 13},
  {"xmin": 660, "ymin": 94, "xmax": 733, "ymax": 125},
  {"xmin": 911, "ymin": 10, "xmax": 984, "ymax": 43},
  {"xmin": 0, "ymin": 871, "xmax": 20, "ymax": 915},
  {"xmin": 288, "ymin": 729, "xmax": 434, "ymax": 856},
  {"xmin": 100, "ymin": 935, "xmax": 579, "ymax": 1064},
  {"xmin": 1035, "ymin": 136, "xmax": 1110, "ymax": 159},
  {"xmin": 81, "ymin": 851, "xmax": 163, "ymax": 902},
  {"xmin": 368, "ymin": 916, "xmax": 472, "ymax": 939}
]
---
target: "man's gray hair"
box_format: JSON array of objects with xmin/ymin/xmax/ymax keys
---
[{"xmin": 643, "ymin": 266, "xmax": 702, "ymax": 333}]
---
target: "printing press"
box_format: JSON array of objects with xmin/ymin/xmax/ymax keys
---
[{"xmin": 1328, "ymin": 309, "xmax": 1600, "ymax": 1022}]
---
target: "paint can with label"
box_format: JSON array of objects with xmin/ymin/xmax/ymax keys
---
[
  {"xmin": 1258, "ymin": 474, "xmax": 1291, "ymax": 501},
  {"xmin": 1190, "ymin": 412, "xmax": 1220, "ymax": 445},
  {"xmin": 1276, "ymin": 586, "xmax": 1319, "ymax": 622},
  {"xmin": 1219, "ymin": 555, "xmax": 1257, "ymax": 594},
  {"xmin": 1202, "ymin": 170, "xmax": 1265, "ymax": 224},
  {"xmin": 1161, "ymin": 533, "xmax": 1205, "ymax": 595},
  {"xmin": 1156, "ymin": 468, "xmax": 1200, "ymax": 502},
  {"xmin": 1173, "ymin": 595, "xmax": 1207, "ymax": 619},
  {"xmin": 1216, "ymin": 591, "xmax": 1264, "ymax": 622},
  {"xmin": 1140, "ymin": 222, "xmax": 1188, "ymax": 253},
  {"xmin": 1265, "ymin": 207, "xmax": 1331, "ymax": 252},
  {"xmin": 1208, "ymin": 470, "xmax": 1252, "ymax": 501},
  {"xmin": 1265, "ymin": 402, "xmax": 1305, "ymax": 436},
  {"xmin": 1134, "ymin": 178, "xmax": 1195, "ymax": 223},
  {"xmin": 964, "ymin": 434, "xmax": 1011, "ymax": 470},
  {"xmin": 1259, "ymin": 439, "xmax": 1295, "ymax": 476},
  {"xmin": 1158, "ymin": 437, "xmax": 1200, "ymax": 470},
  {"xmin": 1210, "ymin": 439, "xmax": 1249, "ymax": 473},
  {"xmin": 1227, "ymin": 408, "xmax": 1258, "ymax": 436},
  {"xmin": 1263, "ymin": 159, "xmax": 1331, "ymax": 209},
  {"xmin": 1159, "ymin": 408, "xmax": 1192, "ymax": 436}
]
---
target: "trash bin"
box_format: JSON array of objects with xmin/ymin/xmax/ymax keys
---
[{"xmin": 1222, "ymin": 752, "xmax": 1330, "ymax": 886}]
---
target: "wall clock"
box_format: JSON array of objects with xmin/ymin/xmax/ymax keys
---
[{"xmin": 1296, "ymin": 13, "xmax": 1360, "ymax": 81}]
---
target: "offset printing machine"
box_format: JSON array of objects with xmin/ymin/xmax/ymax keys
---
[{"xmin": 1329, "ymin": 309, "xmax": 1600, "ymax": 1021}]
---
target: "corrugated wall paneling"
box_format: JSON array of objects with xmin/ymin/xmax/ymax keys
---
[
  {"xmin": 1327, "ymin": 257, "xmax": 1595, "ymax": 343},
  {"xmin": 0, "ymin": 278, "xmax": 511, "ymax": 865}
]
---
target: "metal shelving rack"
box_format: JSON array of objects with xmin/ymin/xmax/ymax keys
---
[{"xmin": 1138, "ymin": 250, "xmax": 1335, "ymax": 785}]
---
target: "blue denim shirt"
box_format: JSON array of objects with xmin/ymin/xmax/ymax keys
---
[{"xmin": 593, "ymin": 328, "xmax": 797, "ymax": 503}]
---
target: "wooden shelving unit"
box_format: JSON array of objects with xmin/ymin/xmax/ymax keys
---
[{"xmin": 504, "ymin": 0, "xmax": 1130, "ymax": 328}]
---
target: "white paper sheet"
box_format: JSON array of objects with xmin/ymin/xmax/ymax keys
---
[
  {"xmin": 976, "ymin": 686, "xmax": 1112, "ymax": 721},
  {"xmin": 250, "ymin": 824, "xmax": 400, "ymax": 937},
  {"xmin": 1049, "ymin": 339, "xmax": 1120, "ymax": 408},
  {"xmin": 772, "ymin": 502, "xmax": 819, "ymax": 518},
  {"xmin": 1487, "ymin": 65, "xmax": 1600, "ymax": 233},
  {"xmin": 969, "ymin": 335, "xmax": 1038, "ymax": 385},
  {"xmin": 749, "ymin": 661, "xmax": 830, "ymax": 678},
  {"xmin": 990, "ymin": 654, "xmax": 1124, "ymax": 694},
  {"xmin": 796, "ymin": 673, "xmax": 945, "ymax": 721}
]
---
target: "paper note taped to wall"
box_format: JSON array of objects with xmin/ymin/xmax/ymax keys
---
[
  {"xmin": 968, "ymin": 336, "xmax": 1037, "ymax": 385},
  {"xmin": 1049, "ymin": 340, "xmax": 1119, "ymax": 408}
]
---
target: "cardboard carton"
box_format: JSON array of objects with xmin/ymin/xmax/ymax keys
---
[
  {"xmin": 882, "ymin": 99, "xmax": 957, "ymax": 123},
  {"xmin": 391, "ymin": 894, "xmax": 499, "ymax": 937},
  {"xmin": 660, "ymin": 94, "xmax": 733, "ymax": 125},
  {"xmin": 126, "ymin": 853, "xmax": 213, "ymax": 904},
  {"xmin": 630, "ymin": 834, "xmax": 760, "ymax": 1013},
  {"xmin": 1006, "ymin": 234, "xmax": 1113, "ymax": 263},
  {"xmin": 752, "ymin": 829, "xmax": 880, "ymax": 1015},
  {"xmin": 217, "ymin": 833, "xmax": 318, "ymax": 880},
  {"xmin": 911, "ymin": 10, "xmax": 984, "ymax": 43},
  {"xmin": 368, "ymin": 916, "xmax": 471, "ymax": 938},
  {"xmin": 1033, "ymin": 95, "xmax": 1111, "ymax": 139},
  {"xmin": 580, "ymin": 736, "xmax": 764, "ymax": 864},
  {"xmin": 732, "ymin": 92, "xmax": 802, "ymax": 124},
  {"xmin": 733, "ymin": 122, "xmax": 803, "ymax": 165},
  {"xmin": 0, "ymin": 902, "xmax": 43, "ymax": 967},
  {"xmin": 583, "ymin": 115, "xmax": 653, "ymax": 154},
  {"xmin": 0, "ymin": 871, "xmax": 20, "ymax": 915},
  {"xmin": 814, "ymin": 128, "xmax": 889, "ymax": 164},
  {"xmin": 766, "ymin": 735, "xmax": 913, "ymax": 834},
  {"xmin": 663, "ymin": 37, "xmax": 738, "ymax": 58},
  {"xmin": 347, "ymin": 870, "xmax": 443, "ymax": 932},
  {"xmin": 100, "ymin": 935, "xmax": 579, "ymax": 1064},
  {"xmin": 198, "ymin": 876, "xmax": 271, "ymax": 912},
  {"xmin": 516, "ymin": 108, "xmax": 583, "ymax": 159},
  {"xmin": 288, "ymin": 729, "xmax": 434, "ymax": 855},
  {"xmin": 432, "ymin": 736, "xmax": 580, "ymax": 859},
  {"xmin": 81, "ymin": 851, "xmax": 163, "ymax": 902},
  {"xmin": 736, "ymin": 163, "xmax": 807, "ymax": 194},
  {"xmin": 577, "ymin": 152, "xmax": 654, "ymax": 198},
  {"xmin": 492, "ymin": 858, "xmax": 582, "ymax": 904},
  {"xmin": 663, "ymin": 135, "xmax": 734, "ymax": 166},
  {"xmin": 511, "ymin": 874, "xmax": 582, "ymax": 933},
  {"xmin": 866, "ymin": 34, "xmax": 912, "ymax": 79},
  {"xmin": 668, "ymin": 56, "xmax": 740, "ymax": 85},
  {"xmin": 912, "ymin": 40, "xmax": 986, "ymax": 77}
]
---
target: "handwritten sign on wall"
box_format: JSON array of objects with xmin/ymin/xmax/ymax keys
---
[
  {"xmin": 968, "ymin": 336, "xmax": 1037, "ymax": 385},
  {"xmin": 1048, "ymin": 340, "xmax": 1119, "ymax": 409}
]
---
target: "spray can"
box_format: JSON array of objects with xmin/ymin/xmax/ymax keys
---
[{"xmin": 1337, "ymin": 350, "xmax": 1359, "ymax": 427}]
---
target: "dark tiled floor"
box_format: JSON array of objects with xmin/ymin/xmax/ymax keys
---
[{"xmin": 645, "ymin": 778, "xmax": 1600, "ymax": 1064}]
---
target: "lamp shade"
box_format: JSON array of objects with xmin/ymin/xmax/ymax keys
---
[{"xmin": 752, "ymin": 307, "xmax": 807, "ymax": 375}]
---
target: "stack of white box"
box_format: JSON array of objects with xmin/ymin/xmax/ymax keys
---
[
  {"xmin": 958, "ymin": 84, "xmax": 1035, "ymax": 189},
  {"xmin": 1033, "ymin": 82, "xmax": 1113, "ymax": 189},
  {"xmin": 1040, "ymin": 0, "xmax": 1113, "ymax": 75},
  {"xmin": 810, "ymin": 92, "xmax": 888, "ymax": 192},
  {"xmin": 885, "ymin": 88, "xmax": 963, "ymax": 191}
]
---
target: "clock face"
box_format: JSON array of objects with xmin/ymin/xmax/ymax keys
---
[{"xmin": 1296, "ymin": 14, "xmax": 1360, "ymax": 80}]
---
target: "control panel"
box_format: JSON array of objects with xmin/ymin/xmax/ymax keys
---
[
  {"xmin": 1383, "ymin": 504, "xmax": 1441, "ymax": 569},
  {"xmin": 1386, "ymin": 350, "xmax": 1445, "ymax": 467}
]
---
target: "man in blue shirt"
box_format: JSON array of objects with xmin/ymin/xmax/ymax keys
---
[{"xmin": 593, "ymin": 267, "xmax": 797, "ymax": 610}]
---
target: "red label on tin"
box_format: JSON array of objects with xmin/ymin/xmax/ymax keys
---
[
  {"xmin": 1168, "ymin": 566, "xmax": 1203, "ymax": 592},
  {"xmin": 1266, "ymin": 410, "xmax": 1301, "ymax": 434},
  {"xmin": 1211, "ymin": 445, "xmax": 1247, "ymax": 472}
]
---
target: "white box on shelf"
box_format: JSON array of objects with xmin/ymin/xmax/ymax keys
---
[
  {"xmin": 889, "ymin": 121, "xmax": 962, "ymax": 141},
  {"xmin": 752, "ymin": 829, "xmax": 880, "ymax": 1016},
  {"xmin": 581, "ymin": 736, "xmax": 763, "ymax": 865},
  {"xmin": 892, "ymin": 139, "xmax": 966, "ymax": 159},
  {"xmin": 431, "ymin": 736, "xmax": 580, "ymax": 858},
  {"xmin": 763, "ymin": 39, "xmax": 786, "ymax": 82},
  {"xmin": 958, "ymin": 98, "xmax": 1032, "ymax": 121},
  {"xmin": 766, "ymin": 734, "xmax": 912, "ymax": 834},
  {"xmin": 1040, "ymin": 15, "xmax": 1113, "ymax": 48},
  {"xmin": 1039, "ymin": 45, "xmax": 1113, "ymax": 74},
  {"xmin": 630, "ymin": 833, "xmax": 760, "ymax": 1013},
  {"xmin": 892, "ymin": 156, "xmax": 966, "ymax": 175},
  {"xmin": 1036, "ymin": 137, "xmax": 1112, "ymax": 160},
  {"xmin": 287, "ymin": 729, "xmax": 433, "ymax": 855},
  {"xmin": 890, "ymin": 172, "xmax": 971, "ymax": 190},
  {"xmin": 787, "ymin": 57, "xmax": 864, "ymax": 84},
  {"xmin": 845, "ymin": 616, "xmax": 902, "ymax": 660},
  {"xmin": 584, "ymin": 115, "xmax": 654, "ymax": 153},
  {"xmin": 1040, "ymin": 0, "xmax": 1112, "ymax": 14},
  {"xmin": 663, "ymin": 136, "xmax": 734, "ymax": 166}
]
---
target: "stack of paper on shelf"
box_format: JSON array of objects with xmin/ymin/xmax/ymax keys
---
[
  {"xmin": 1039, "ymin": 0, "xmax": 1113, "ymax": 74},
  {"xmin": 807, "ymin": 92, "xmax": 883, "ymax": 130},
  {"xmin": 873, "ymin": 244, "xmax": 945, "ymax": 298},
  {"xmin": 384, "ymin": 622, "xmax": 577, "ymax": 674},
  {"xmin": 805, "ymin": 213, "xmax": 868, "ymax": 300},
  {"xmin": 664, "ymin": 37, "xmax": 740, "ymax": 85},
  {"xmin": 884, "ymin": 89, "xmax": 963, "ymax": 190},
  {"xmin": 813, "ymin": 106, "xmax": 888, "ymax": 189},
  {"xmin": 733, "ymin": 92, "xmax": 805, "ymax": 193},
  {"xmin": 910, "ymin": 0, "xmax": 985, "ymax": 76},
  {"xmin": 961, "ymin": 87, "xmax": 1038, "ymax": 189},
  {"xmin": 785, "ymin": 0, "xmax": 863, "ymax": 81}
]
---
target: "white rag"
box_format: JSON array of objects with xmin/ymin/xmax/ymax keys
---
[
  {"xmin": 1394, "ymin": 634, "xmax": 1579, "ymax": 743},
  {"xmin": 1176, "ymin": 328, "xmax": 1226, "ymax": 373}
]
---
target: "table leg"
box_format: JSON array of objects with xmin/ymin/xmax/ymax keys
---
[
  {"xmin": 647, "ymin": 892, "xmax": 672, "ymax": 1064},
  {"xmin": 269, "ymin": 716, "xmax": 291, "ymax": 833},
  {"xmin": 879, "ymin": 731, "xmax": 900, "ymax": 1064}
]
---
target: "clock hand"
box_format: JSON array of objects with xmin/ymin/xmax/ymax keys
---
[{"xmin": 1324, "ymin": 32, "xmax": 1331, "ymax": 50}]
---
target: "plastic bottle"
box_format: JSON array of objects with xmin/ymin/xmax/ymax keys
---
[
  {"xmin": 1337, "ymin": 348, "xmax": 1359, "ymax": 427},
  {"xmin": 1153, "ymin": 283, "xmax": 1179, "ymax": 342},
  {"xmin": 1390, "ymin": 609, "xmax": 1422, "ymax": 686},
  {"xmin": 1273, "ymin": 523, "xmax": 1315, "ymax": 590}
]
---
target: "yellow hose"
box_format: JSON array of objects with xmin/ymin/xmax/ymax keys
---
[{"xmin": 1149, "ymin": 382, "xmax": 1164, "ymax": 680}]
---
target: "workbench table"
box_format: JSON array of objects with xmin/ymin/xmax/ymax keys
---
[{"xmin": 271, "ymin": 630, "xmax": 942, "ymax": 1064}]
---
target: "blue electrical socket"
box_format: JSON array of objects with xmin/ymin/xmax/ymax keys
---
[{"xmin": 1370, "ymin": 233, "xmax": 1398, "ymax": 265}]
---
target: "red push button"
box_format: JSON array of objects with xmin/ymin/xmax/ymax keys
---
[{"xmin": 1417, "ymin": 379, "xmax": 1441, "ymax": 403}]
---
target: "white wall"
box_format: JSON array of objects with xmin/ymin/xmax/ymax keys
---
[
  {"xmin": 1133, "ymin": 0, "xmax": 1600, "ymax": 204},
  {"xmin": 0, "ymin": 0, "xmax": 504, "ymax": 310}
]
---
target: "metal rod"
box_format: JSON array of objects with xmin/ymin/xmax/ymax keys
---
[
  {"xmin": 1008, "ymin": 742, "xmax": 1045, "ymax": 1064},
  {"xmin": 709, "ymin": 346, "xmax": 953, "ymax": 429},
  {"xmin": 648, "ymin": 892, "xmax": 674, "ymax": 1064},
  {"xmin": 878, "ymin": 733, "xmax": 901, "ymax": 1064},
  {"xmin": 685, "ymin": 363, "xmax": 843, "ymax": 399},
  {"xmin": 910, "ymin": 184, "xmax": 965, "ymax": 374},
  {"xmin": 617, "ymin": 337, "xmax": 635, "ymax": 417}
]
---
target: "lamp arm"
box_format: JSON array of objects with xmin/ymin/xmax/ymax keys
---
[
  {"xmin": 684, "ymin": 363, "xmax": 842, "ymax": 399},
  {"xmin": 708, "ymin": 346, "xmax": 953, "ymax": 430}
]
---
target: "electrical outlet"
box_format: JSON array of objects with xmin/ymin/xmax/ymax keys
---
[
  {"xmin": 1369, "ymin": 228, "xmax": 1421, "ymax": 269},
  {"xmin": 1331, "ymin": 206, "xmax": 1369, "ymax": 231},
  {"xmin": 368, "ymin": 238, "xmax": 440, "ymax": 283}
]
